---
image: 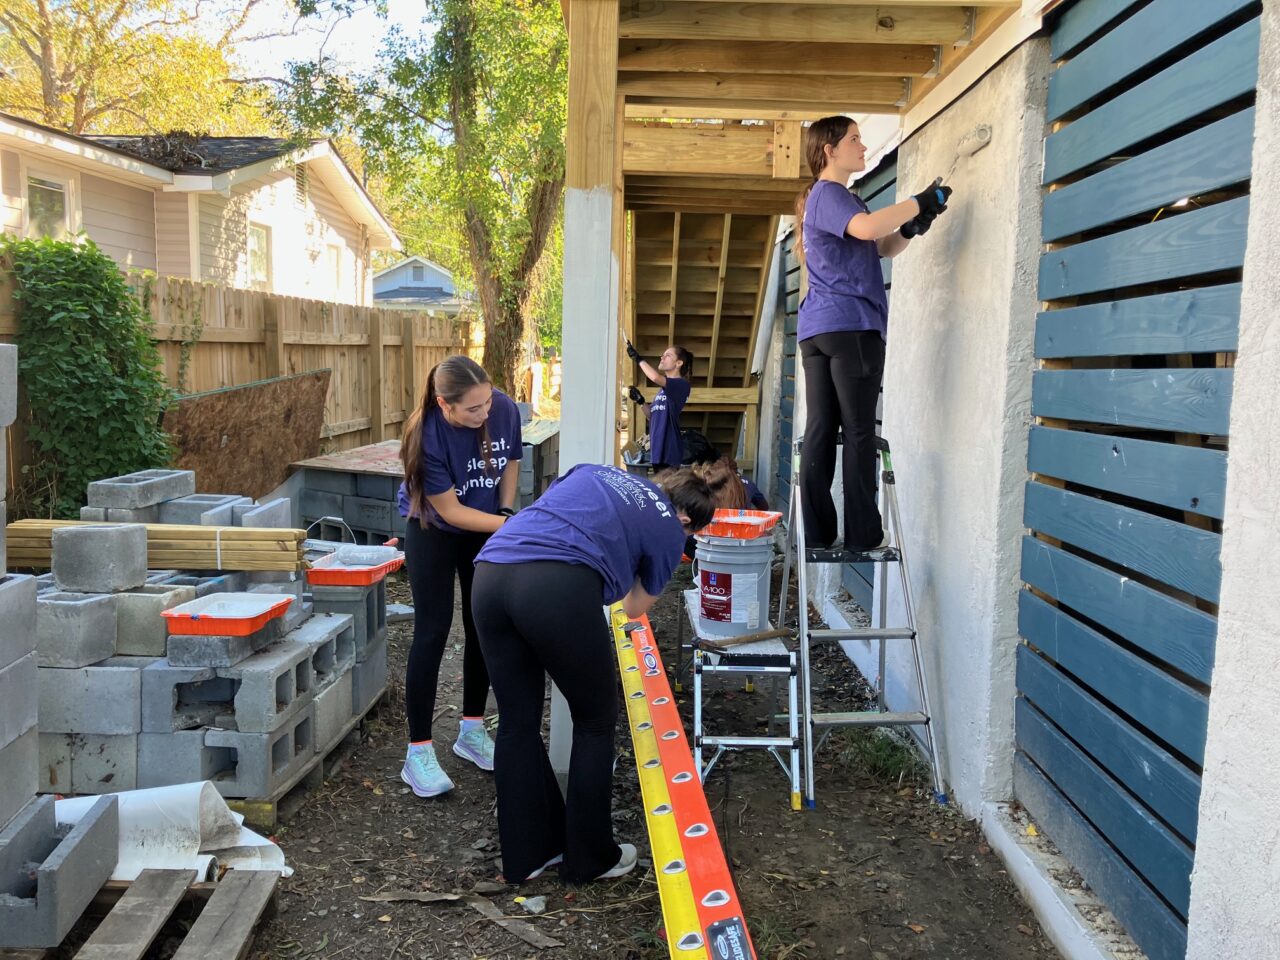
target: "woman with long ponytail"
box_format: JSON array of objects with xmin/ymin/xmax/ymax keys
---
[
  {"xmin": 793, "ymin": 117, "xmax": 951, "ymax": 551},
  {"xmin": 397, "ymin": 355, "xmax": 522, "ymax": 798}
]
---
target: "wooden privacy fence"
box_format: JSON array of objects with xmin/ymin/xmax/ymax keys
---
[{"xmin": 0, "ymin": 272, "xmax": 481, "ymax": 472}]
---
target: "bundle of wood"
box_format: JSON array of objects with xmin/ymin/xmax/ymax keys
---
[{"xmin": 6, "ymin": 520, "xmax": 307, "ymax": 572}]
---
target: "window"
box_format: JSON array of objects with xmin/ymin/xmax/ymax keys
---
[
  {"xmin": 411, "ymin": 264, "xmax": 424, "ymax": 283},
  {"xmin": 294, "ymin": 164, "xmax": 309, "ymax": 206},
  {"xmin": 327, "ymin": 244, "xmax": 341, "ymax": 296},
  {"xmin": 26, "ymin": 175, "xmax": 70, "ymax": 239},
  {"xmin": 247, "ymin": 223, "xmax": 271, "ymax": 290}
]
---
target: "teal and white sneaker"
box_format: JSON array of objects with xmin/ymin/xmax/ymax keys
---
[
  {"xmin": 453, "ymin": 726, "xmax": 496, "ymax": 771},
  {"xmin": 401, "ymin": 743, "xmax": 454, "ymax": 797}
]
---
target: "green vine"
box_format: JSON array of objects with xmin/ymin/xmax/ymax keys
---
[
  {"xmin": 1, "ymin": 235, "xmax": 174, "ymax": 518},
  {"xmin": 174, "ymin": 298, "xmax": 204, "ymax": 395}
]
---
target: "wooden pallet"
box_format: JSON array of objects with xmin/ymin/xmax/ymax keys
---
[{"xmin": 0, "ymin": 869, "xmax": 278, "ymax": 960}]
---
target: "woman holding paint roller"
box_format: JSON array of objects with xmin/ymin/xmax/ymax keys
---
[
  {"xmin": 396, "ymin": 354, "xmax": 522, "ymax": 798},
  {"xmin": 794, "ymin": 116, "xmax": 951, "ymax": 552},
  {"xmin": 471, "ymin": 464, "xmax": 715, "ymax": 883}
]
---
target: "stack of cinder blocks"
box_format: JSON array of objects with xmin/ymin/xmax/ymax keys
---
[
  {"xmin": 80, "ymin": 468, "xmax": 291, "ymax": 530},
  {"xmin": 299, "ymin": 469, "xmax": 406, "ymax": 545},
  {"xmin": 0, "ymin": 346, "xmax": 120, "ymax": 950}
]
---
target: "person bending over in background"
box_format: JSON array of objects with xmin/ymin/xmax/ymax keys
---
[
  {"xmin": 794, "ymin": 116, "xmax": 950, "ymax": 552},
  {"xmin": 397, "ymin": 355, "xmax": 522, "ymax": 798},
  {"xmin": 471, "ymin": 464, "xmax": 714, "ymax": 884},
  {"xmin": 627, "ymin": 342, "xmax": 693, "ymax": 471}
]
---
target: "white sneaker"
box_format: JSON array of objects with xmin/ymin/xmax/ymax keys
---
[
  {"xmin": 400, "ymin": 743, "xmax": 454, "ymax": 797},
  {"xmin": 524, "ymin": 853, "xmax": 564, "ymax": 881},
  {"xmin": 596, "ymin": 843, "xmax": 638, "ymax": 880},
  {"xmin": 453, "ymin": 726, "xmax": 496, "ymax": 771}
]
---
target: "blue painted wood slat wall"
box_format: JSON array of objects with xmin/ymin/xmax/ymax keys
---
[
  {"xmin": 1050, "ymin": 0, "xmax": 1148, "ymax": 59},
  {"xmin": 1032, "ymin": 368, "xmax": 1233, "ymax": 434}
]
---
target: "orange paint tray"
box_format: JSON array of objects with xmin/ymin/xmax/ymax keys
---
[
  {"xmin": 305, "ymin": 551, "xmax": 405, "ymax": 587},
  {"xmin": 162, "ymin": 592, "xmax": 295, "ymax": 636},
  {"xmin": 698, "ymin": 508, "xmax": 783, "ymax": 540}
]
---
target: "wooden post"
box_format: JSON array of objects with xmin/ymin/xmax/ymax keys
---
[
  {"xmin": 402, "ymin": 314, "xmax": 419, "ymax": 428},
  {"xmin": 773, "ymin": 120, "xmax": 802, "ymax": 180},
  {"xmin": 263, "ymin": 297, "xmax": 285, "ymax": 379},
  {"xmin": 368, "ymin": 311, "xmax": 385, "ymax": 442},
  {"xmin": 708, "ymin": 214, "xmax": 732, "ymax": 387}
]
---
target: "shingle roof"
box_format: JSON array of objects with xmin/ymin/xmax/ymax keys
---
[{"xmin": 81, "ymin": 135, "xmax": 315, "ymax": 174}]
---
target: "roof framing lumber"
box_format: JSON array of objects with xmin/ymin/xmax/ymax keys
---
[
  {"xmin": 618, "ymin": 72, "xmax": 908, "ymax": 105},
  {"xmin": 617, "ymin": 39, "xmax": 939, "ymax": 76},
  {"xmin": 618, "ymin": 2, "xmax": 974, "ymax": 46}
]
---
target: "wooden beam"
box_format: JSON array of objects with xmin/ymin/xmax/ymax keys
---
[
  {"xmin": 708, "ymin": 214, "xmax": 732, "ymax": 386},
  {"xmin": 905, "ymin": 7, "xmax": 1014, "ymax": 113},
  {"xmin": 667, "ymin": 211, "xmax": 681, "ymax": 346},
  {"xmin": 635, "ymin": 386, "xmax": 760, "ymax": 405},
  {"xmin": 629, "ymin": 201, "xmax": 796, "ymax": 215},
  {"xmin": 629, "ymin": 174, "xmax": 812, "ymax": 193},
  {"xmin": 619, "ymin": 72, "xmax": 907, "ymax": 105},
  {"xmin": 773, "ymin": 120, "xmax": 802, "ymax": 179},
  {"xmin": 618, "ymin": 3, "xmax": 972, "ymax": 45},
  {"xmin": 669, "ymin": 0, "xmax": 1008, "ymax": 4},
  {"xmin": 624, "ymin": 122, "xmax": 777, "ymax": 176},
  {"xmin": 626, "ymin": 97, "xmax": 902, "ymax": 118},
  {"xmin": 617, "ymin": 39, "xmax": 938, "ymax": 76}
]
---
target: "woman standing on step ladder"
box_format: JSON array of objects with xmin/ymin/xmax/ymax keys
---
[
  {"xmin": 397, "ymin": 355, "xmax": 522, "ymax": 797},
  {"xmin": 795, "ymin": 117, "xmax": 951, "ymax": 552}
]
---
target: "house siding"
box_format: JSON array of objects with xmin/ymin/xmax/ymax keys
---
[
  {"xmin": 199, "ymin": 191, "xmax": 248, "ymax": 286},
  {"xmin": 0, "ymin": 150, "xmax": 21, "ymax": 235},
  {"xmin": 153, "ymin": 192, "xmax": 191, "ymax": 278},
  {"xmin": 81, "ymin": 173, "xmax": 156, "ymax": 271}
]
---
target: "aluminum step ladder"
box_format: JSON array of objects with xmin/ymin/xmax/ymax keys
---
[{"xmin": 777, "ymin": 434, "xmax": 947, "ymax": 807}]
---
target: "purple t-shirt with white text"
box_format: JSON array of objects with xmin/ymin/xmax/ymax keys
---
[
  {"xmin": 397, "ymin": 389, "xmax": 522, "ymax": 533},
  {"xmin": 649, "ymin": 376, "xmax": 690, "ymax": 467},
  {"xmin": 798, "ymin": 180, "xmax": 888, "ymax": 342},
  {"xmin": 476, "ymin": 463, "xmax": 687, "ymax": 604}
]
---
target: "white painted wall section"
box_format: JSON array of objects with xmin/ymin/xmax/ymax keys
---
[{"xmin": 1186, "ymin": 3, "xmax": 1280, "ymax": 956}]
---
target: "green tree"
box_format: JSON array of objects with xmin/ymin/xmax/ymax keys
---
[
  {"xmin": 0, "ymin": 0, "xmax": 275, "ymax": 134},
  {"xmin": 283, "ymin": 0, "xmax": 567, "ymax": 394}
]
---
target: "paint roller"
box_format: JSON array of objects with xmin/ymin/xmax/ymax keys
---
[{"xmin": 935, "ymin": 123, "xmax": 993, "ymax": 189}]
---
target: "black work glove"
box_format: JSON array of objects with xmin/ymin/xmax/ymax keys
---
[
  {"xmin": 913, "ymin": 180, "xmax": 953, "ymax": 218},
  {"xmin": 900, "ymin": 207, "xmax": 940, "ymax": 239},
  {"xmin": 625, "ymin": 338, "xmax": 641, "ymax": 362},
  {"xmin": 628, "ymin": 385, "xmax": 645, "ymax": 404}
]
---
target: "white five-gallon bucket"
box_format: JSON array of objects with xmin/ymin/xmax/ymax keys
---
[{"xmin": 694, "ymin": 534, "xmax": 773, "ymax": 638}]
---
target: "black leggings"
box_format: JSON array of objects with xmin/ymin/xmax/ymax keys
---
[
  {"xmin": 800, "ymin": 329, "xmax": 885, "ymax": 550},
  {"xmin": 471, "ymin": 561, "xmax": 621, "ymax": 884},
  {"xmin": 403, "ymin": 520, "xmax": 491, "ymax": 742}
]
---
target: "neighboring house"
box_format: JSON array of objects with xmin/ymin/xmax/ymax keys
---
[
  {"xmin": 0, "ymin": 112, "xmax": 400, "ymax": 305},
  {"xmin": 373, "ymin": 255, "xmax": 475, "ymax": 316}
]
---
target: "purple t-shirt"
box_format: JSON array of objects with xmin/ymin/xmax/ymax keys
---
[
  {"xmin": 649, "ymin": 376, "xmax": 690, "ymax": 467},
  {"xmin": 397, "ymin": 388, "xmax": 523, "ymax": 533},
  {"xmin": 476, "ymin": 463, "xmax": 687, "ymax": 604},
  {"xmin": 798, "ymin": 180, "xmax": 888, "ymax": 342}
]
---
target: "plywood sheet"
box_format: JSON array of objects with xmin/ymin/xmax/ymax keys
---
[{"xmin": 163, "ymin": 370, "xmax": 331, "ymax": 498}]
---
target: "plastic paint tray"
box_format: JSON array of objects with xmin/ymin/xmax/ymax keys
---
[
  {"xmin": 305, "ymin": 551, "xmax": 405, "ymax": 587},
  {"xmin": 162, "ymin": 592, "xmax": 294, "ymax": 636},
  {"xmin": 698, "ymin": 509, "xmax": 783, "ymax": 541}
]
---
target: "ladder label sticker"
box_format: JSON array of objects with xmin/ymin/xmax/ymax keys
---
[{"xmin": 707, "ymin": 917, "xmax": 753, "ymax": 959}]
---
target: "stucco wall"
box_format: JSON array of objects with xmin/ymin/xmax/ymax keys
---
[
  {"xmin": 868, "ymin": 40, "xmax": 1048, "ymax": 814},
  {"xmin": 1185, "ymin": 3, "xmax": 1280, "ymax": 955}
]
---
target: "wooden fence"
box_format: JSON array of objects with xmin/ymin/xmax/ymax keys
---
[{"xmin": 0, "ymin": 271, "xmax": 482, "ymax": 494}]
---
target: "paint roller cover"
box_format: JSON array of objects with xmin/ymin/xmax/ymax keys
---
[{"xmin": 957, "ymin": 125, "xmax": 993, "ymax": 158}]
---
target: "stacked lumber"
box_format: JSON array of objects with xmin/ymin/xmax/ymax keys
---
[{"xmin": 6, "ymin": 520, "xmax": 307, "ymax": 571}]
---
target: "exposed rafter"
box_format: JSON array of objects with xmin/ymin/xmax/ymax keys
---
[{"xmin": 618, "ymin": 39, "xmax": 939, "ymax": 76}]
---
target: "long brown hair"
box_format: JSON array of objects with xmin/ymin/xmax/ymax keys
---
[
  {"xmin": 693, "ymin": 456, "xmax": 748, "ymax": 510},
  {"xmin": 793, "ymin": 115, "xmax": 855, "ymax": 269},
  {"xmin": 400, "ymin": 355, "xmax": 492, "ymax": 523},
  {"xmin": 654, "ymin": 468, "xmax": 716, "ymax": 533}
]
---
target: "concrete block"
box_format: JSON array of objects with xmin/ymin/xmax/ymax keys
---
[
  {"xmin": 0, "ymin": 726, "xmax": 37, "ymax": 829},
  {"xmin": 51, "ymin": 524, "xmax": 146, "ymax": 594},
  {"xmin": 300, "ymin": 488, "xmax": 343, "ymax": 521},
  {"xmin": 37, "ymin": 657, "xmax": 151, "ymax": 734},
  {"xmin": 314, "ymin": 669, "xmax": 353, "ymax": 752},
  {"xmin": 71, "ymin": 734, "xmax": 137, "ymax": 793},
  {"xmin": 144, "ymin": 569, "xmax": 180, "ymax": 584},
  {"xmin": 291, "ymin": 613, "xmax": 355, "ymax": 692},
  {"xmin": 34, "ymin": 572, "xmax": 58, "ymax": 594},
  {"xmin": 313, "ymin": 580, "xmax": 387, "ymax": 662},
  {"xmin": 215, "ymin": 636, "xmax": 316, "ymax": 733},
  {"xmin": 343, "ymin": 496, "xmax": 393, "ymax": 533},
  {"xmin": 0, "ymin": 653, "xmax": 38, "ymax": 749},
  {"xmin": 36, "ymin": 592, "xmax": 117, "ymax": 668},
  {"xmin": 104, "ymin": 505, "xmax": 160, "ymax": 523},
  {"xmin": 247, "ymin": 580, "xmax": 307, "ymax": 631},
  {"xmin": 303, "ymin": 469, "xmax": 356, "ymax": 496},
  {"xmin": 87, "ymin": 469, "xmax": 195, "ymax": 509},
  {"xmin": 157, "ymin": 494, "xmax": 250, "ymax": 526},
  {"xmin": 137, "ymin": 731, "xmax": 235, "ymax": 789},
  {"xmin": 0, "ymin": 794, "xmax": 118, "ymax": 949},
  {"xmin": 0, "ymin": 574, "xmax": 37, "ymax": 672},
  {"xmin": 165, "ymin": 618, "xmax": 281, "ymax": 668},
  {"xmin": 158, "ymin": 571, "xmax": 246, "ymax": 598},
  {"xmin": 115, "ymin": 584, "xmax": 197, "ymax": 656},
  {"xmin": 79, "ymin": 507, "xmax": 107, "ymax": 521},
  {"xmin": 0, "ymin": 344, "xmax": 17, "ymax": 428},
  {"xmin": 387, "ymin": 603, "xmax": 414, "ymax": 624},
  {"xmin": 234, "ymin": 497, "xmax": 292, "ymax": 529},
  {"xmin": 356, "ymin": 474, "xmax": 398, "ymax": 502},
  {"xmin": 204, "ymin": 706, "xmax": 315, "ymax": 799},
  {"xmin": 352, "ymin": 635, "xmax": 387, "ymax": 718},
  {"xmin": 140, "ymin": 661, "xmax": 235, "ymax": 733},
  {"xmin": 392, "ymin": 511, "xmax": 408, "ymax": 536},
  {"xmin": 38, "ymin": 733, "xmax": 71, "ymax": 794}
]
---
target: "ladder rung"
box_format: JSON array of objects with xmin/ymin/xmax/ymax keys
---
[
  {"xmin": 702, "ymin": 735, "xmax": 797, "ymax": 748},
  {"xmin": 804, "ymin": 546, "xmax": 901, "ymax": 564},
  {"xmin": 812, "ymin": 711, "xmax": 928, "ymax": 728},
  {"xmin": 810, "ymin": 627, "xmax": 915, "ymax": 643}
]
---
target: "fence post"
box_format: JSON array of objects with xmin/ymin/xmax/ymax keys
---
[
  {"xmin": 369, "ymin": 310, "xmax": 386, "ymax": 442},
  {"xmin": 402, "ymin": 314, "xmax": 418, "ymax": 428},
  {"xmin": 263, "ymin": 297, "xmax": 285, "ymax": 379}
]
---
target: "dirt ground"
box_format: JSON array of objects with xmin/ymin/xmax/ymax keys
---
[{"xmin": 238, "ymin": 568, "xmax": 1058, "ymax": 960}]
